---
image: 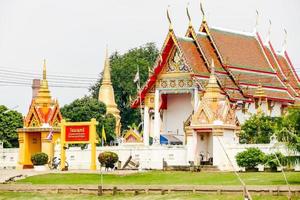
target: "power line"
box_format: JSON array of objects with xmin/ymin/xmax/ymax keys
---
[{"xmin": 0, "ymin": 67, "xmax": 100, "ymax": 80}]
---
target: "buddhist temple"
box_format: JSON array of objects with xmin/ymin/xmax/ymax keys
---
[
  {"xmin": 98, "ymin": 49, "xmax": 121, "ymax": 136},
  {"xmin": 17, "ymin": 60, "xmax": 62, "ymax": 169},
  {"xmin": 131, "ymin": 6, "xmax": 300, "ymax": 167}
]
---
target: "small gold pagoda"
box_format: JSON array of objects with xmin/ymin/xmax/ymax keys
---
[
  {"xmin": 17, "ymin": 60, "xmax": 62, "ymax": 169},
  {"xmin": 98, "ymin": 49, "xmax": 121, "ymax": 136}
]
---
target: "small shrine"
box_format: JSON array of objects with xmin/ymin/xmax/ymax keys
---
[{"xmin": 17, "ymin": 60, "xmax": 62, "ymax": 169}]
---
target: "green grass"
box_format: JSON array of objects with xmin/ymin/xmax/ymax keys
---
[
  {"xmin": 17, "ymin": 171, "xmax": 300, "ymax": 185},
  {"xmin": 0, "ymin": 192, "xmax": 299, "ymax": 200}
]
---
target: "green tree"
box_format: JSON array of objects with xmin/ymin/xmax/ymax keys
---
[
  {"xmin": 239, "ymin": 113, "xmax": 280, "ymax": 144},
  {"xmin": 0, "ymin": 105, "xmax": 23, "ymax": 148},
  {"xmin": 60, "ymin": 96, "xmax": 116, "ymax": 143},
  {"xmin": 89, "ymin": 43, "xmax": 159, "ymax": 132},
  {"xmin": 277, "ymin": 108, "xmax": 300, "ymax": 153}
]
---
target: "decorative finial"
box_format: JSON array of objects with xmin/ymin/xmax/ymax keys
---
[
  {"xmin": 255, "ymin": 10, "xmax": 259, "ymax": 32},
  {"xmin": 167, "ymin": 5, "xmax": 173, "ymax": 30},
  {"xmin": 211, "ymin": 59, "xmax": 215, "ymax": 75},
  {"xmin": 43, "ymin": 59, "xmax": 47, "ymax": 80},
  {"xmin": 200, "ymin": 1, "xmax": 206, "ymax": 22},
  {"xmin": 282, "ymin": 29, "xmax": 288, "ymax": 53},
  {"xmin": 266, "ymin": 19, "xmax": 271, "ymax": 42},
  {"xmin": 186, "ymin": 3, "xmax": 192, "ymax": 27}
]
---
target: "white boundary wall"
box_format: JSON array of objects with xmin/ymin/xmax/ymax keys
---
[{"xmin": 1, "ymin": 143, "xmax": 299, "ymax": 171}]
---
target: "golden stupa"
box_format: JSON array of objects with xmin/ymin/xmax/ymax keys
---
[{"xmin": 98, "ymin": 49, "xmax": 121, "ymax": 136}]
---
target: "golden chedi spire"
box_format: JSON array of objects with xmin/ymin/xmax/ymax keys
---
[
  {"xmin": 98, "ymin": 48, "xmax": 121, "ymax": 136},
  {"xmin": 35, "ymin": 59, "xmax": 52, "ymax": 107},
  {"xmin": 203, "ymin": 59, "xmax": 225, "ymax": 111},
  {"xmin": 204, "ymin": 59, "xmax": 222, "ymax": 98}
]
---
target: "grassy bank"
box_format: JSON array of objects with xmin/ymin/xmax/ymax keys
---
[
  {"xmin": 17, "ymin": 171, "xmax": 300, "ymax": 185},
  {"xmin": 0, "ymin": 192, "xmax": 299, "ymax": 200}
]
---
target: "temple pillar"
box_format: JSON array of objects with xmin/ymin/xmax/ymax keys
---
[
  {"xmin": 153, "ymin": 89, "xmax": 161, "ymax": 145},
  {"xmin": 143, "ymin": 105, "xmax": 150, "ymax": 146}
]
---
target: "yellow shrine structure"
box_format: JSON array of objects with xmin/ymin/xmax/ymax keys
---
[
  {"xmin": 98, "ymin": 49, "xmax": 121, "ymax": 136},
  {"xmin": 17, "ymin": 60, "xmax": 62, "ymax": 169}
]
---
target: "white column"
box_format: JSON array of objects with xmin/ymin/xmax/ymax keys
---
[
  {"xmin": 153, "ymin": 89, "xmax": 161, "ymax": 145},
  {"xmin": 193, "ymin": 88, "xmax": 199, "ymax": 111},
  {"xmin": 143, "ymin": 105, "xmax": 150, "ymax": 146}
]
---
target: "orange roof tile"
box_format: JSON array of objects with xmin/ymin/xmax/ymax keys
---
[
  {"xmin": 209, "ymin": 28, "xmax": 275, "ymax": 73},
  {"xmin": 277, "ymin": 54, "xmax": 300, "ymax": 92},
  {"xmin": 177, "ymin": 37, "xmax": 208, "ymax": 75}
]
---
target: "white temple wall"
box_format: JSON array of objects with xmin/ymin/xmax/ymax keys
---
[
  {"xmin": 236, "ymin": 101, "xmax": 283, "ymax": 124},
  {"xmin": 270, "ymin": 102, "xmax": 281, "ymax": 117},
  {"xmin": 1, "ymin": 144, "xmax": 298, "ymax": 171},
  {"xmin": 163, "ymin": 93, "xmax": 193, "ymax": 140}
]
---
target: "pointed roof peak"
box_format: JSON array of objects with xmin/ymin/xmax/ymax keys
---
[
  {"xmin": 281, "ymin": 29, "xmax": 288, "ymax": 53},
  {"xmin": 206, "ymin": 59, "xmax": 218, "ymax": 89},
  {"xmin": 254, "ymin": 10, "xmax": 259, "ymax": 33},
  {"xmin": 167, "ymin": 5, "xmax": 173, "ymax": 31},
  {"xmin": 186, "ymin": 3, "xmax": 192, "ymax": 28},
  {"xmin": 43, "ymin": 59, "xmax": 47, "ymax": 80},
  {"xmin": 102, "ymin": 48, "xmax": 112, "ymax": 85},
  {"xmin": 35, "ymin": 59, "xmax": 52, "ymax": 106},
  {"xmin": 200, "ymin": 1, "xmax": 206, "ymax": 23},
  {"xmin": 265, "ymin": 19, "xmax": 272, "ymax": 42}
]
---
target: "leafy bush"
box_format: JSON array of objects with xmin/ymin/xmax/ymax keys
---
[
  {"xmin": 264, "ymin": 152, "xmax": 284, "ymax": 171},
  {"xmin": 98, "ymin": 151, "xmax": 118, "ymax": 169},
  {"xmin": 235, "ymin": 148, "xmax": 265, "ymax": 169},
  {"xmin": 239, "ymin": 113, "xmax": 281, "ymax": 144},
  {"xmin": 31, "ymin": 152, "xmax": 48, "ymax": 166}
]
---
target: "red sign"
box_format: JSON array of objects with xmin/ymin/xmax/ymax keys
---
[{"xmin": 65, "ymin": 125, "xmax": 90, "ymax": 142}]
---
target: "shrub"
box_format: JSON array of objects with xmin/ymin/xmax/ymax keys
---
[
  {"xmin": 98, "ymin": 151, "xmax": 118, "ymax": 169},
  {"xmin": 235, "ymin": 148, "xmax": 265, "ymax": 169},
  {"xmin": 31, "ymin": 152, "xmax": 48, "ymax": 166},
  {"xmin": 264, "ymin": 152, "xmax": 284, "ymax": 171}
]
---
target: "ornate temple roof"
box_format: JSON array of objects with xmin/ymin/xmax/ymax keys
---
[
  {"xmin": 23, "ymin": 60, "xmax": 62, "ymax": 128},
  {"xmin": 131, "ymin": 11, "xmax": 300, "ymax": 108}
]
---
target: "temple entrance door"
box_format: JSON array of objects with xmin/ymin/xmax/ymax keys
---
[
  {"xmin": 197, "ymin": 132, "xmax": 212, "ymax": 165},
  {"xmin": 26, "ymin": 132, "xmax": 41, "ymax": 167}
]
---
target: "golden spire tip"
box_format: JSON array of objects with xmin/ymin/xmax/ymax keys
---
[{"xmin": 43, "ymin": 59, "xmax": 46, "ymax": 80}]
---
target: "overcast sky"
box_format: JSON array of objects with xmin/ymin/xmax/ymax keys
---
[{"xmin": 0, "ymin": 0, "xmax": 299, "ymax": 115}]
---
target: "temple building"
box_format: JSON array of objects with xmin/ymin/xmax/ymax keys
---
[
  {"xmin": 98, "ymin": 49, "xmax": 121, "ymax": 136},
  {"xmin": 17, "ymin": 60, "xmax": 62, "ymax": 168},
  {"xmin": 131, "ymin": 8, "xmax": 300, "ymax": 167}
]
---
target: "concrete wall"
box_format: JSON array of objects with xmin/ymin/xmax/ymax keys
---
[
  {"xmin": 0, "ymin": 147, "xmax": 18, "ymax": 169},
  {"xmin": 1, "ymin": 142, "xmax": 298, "ymax": 171}
]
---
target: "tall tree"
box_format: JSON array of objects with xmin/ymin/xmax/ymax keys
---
[
  {"xmin": 239, "ymin": 113, "xmax": 280, "ymax": 144},
  {"xmin": 0, "ymin": 105, "xmax": 23, "ymax": 148},
  {"xmin": 90, "ymin": 43, "xmax": 159, "ymax": 133},
  {"xmin": 60, "ymin": 96, "xmax": 116, "ymax": 143},
  {"xmin": 277, "ymin": 108, "xmax": 300, "ymax": 153}
]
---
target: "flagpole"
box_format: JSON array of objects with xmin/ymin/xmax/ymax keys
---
[{"xmin": 137, "ymin": 66, "xmax": 144, "ymax": 136}]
